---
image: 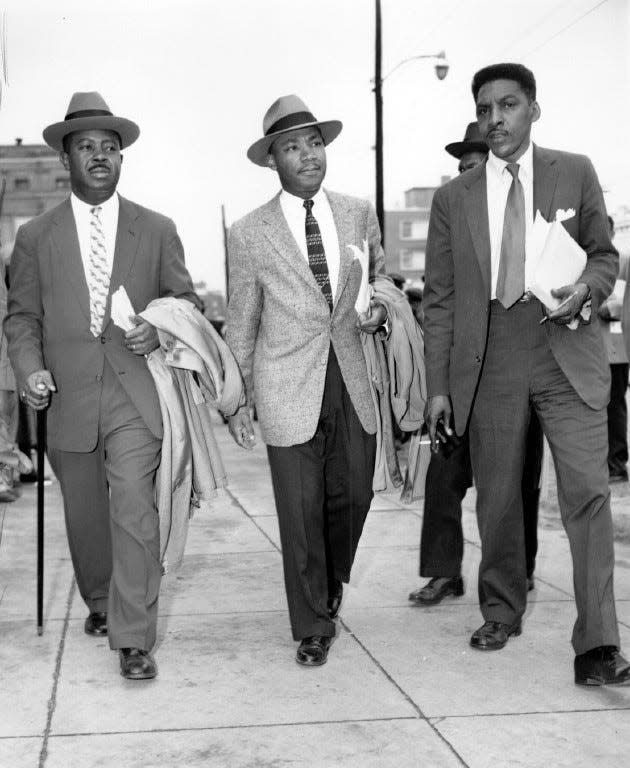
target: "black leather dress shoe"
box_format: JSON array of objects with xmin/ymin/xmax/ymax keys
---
[
  {"xmin": 296, "ymin": 635, "xmax": 333, "ymax": 667},
  {"xmin": 119, "ymin": 648, "xmax": 157, "ymax": 680},
  {"xmin": 575, "ymin": 646, "xmax": 630, "ymax": 686},
  {"xmin": 84, "ymin": 612, "xmax": 108, "ymax": 636},
  {"xmin": 470, "ymin": 620, "xmax": 522, "ymax": 651},
  {"xmin": 609, "ymin": 470, "xmax": 628, "ymax": 484},
  {"xmin": 328, "ymin": 580, "xmax": 343, "ymax": 619},
  {"xmin": 527, "ymin": 574, "xmax": 535, "ymax": 592},
  {"xmin": 408, "ymin": 576, "xmax": 464, "ymax": 606}
]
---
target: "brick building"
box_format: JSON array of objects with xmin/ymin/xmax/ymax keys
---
[{"xmin": 0, "ymin": 139, "xmax": 70, "ymax": 264}]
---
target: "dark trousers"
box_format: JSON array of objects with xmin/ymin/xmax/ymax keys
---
[
  {"xmin": 607, "ymin": 362, "xmax": 629, "ymax": 475},
  {"xmin": 420, "ymin": 412, "xmax": 543, "ymax": 579},
  {"xmin": 469, "ymin": 299, "xmax": 618, "ymax": 654},
  {"xmin": 48, "ymin": 360, "xmax": 162, "ymax": 651},
  {"xmin": 266, "ymin": 348, "xmax": 376, "ymax": 641}
]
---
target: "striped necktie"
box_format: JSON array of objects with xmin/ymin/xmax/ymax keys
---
[
  {"xmin": 87, "ymin": 205, "xmax": 111, "ymax": 336},
  {"xmin": 496, "ymin": 162, "xmax": 526, "ymax": 308},
  {"xmin": 303, "ymin": 199, "xmax": 333, "ymax": 311}
]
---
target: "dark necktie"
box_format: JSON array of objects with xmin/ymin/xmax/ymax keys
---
[
  {"xmin": 496, "ymin": 162, "xmax": 526, "ymax": 309},
  {"xmin": 303, "ymin": 199, "xmax": 333, "ymax": 311}
]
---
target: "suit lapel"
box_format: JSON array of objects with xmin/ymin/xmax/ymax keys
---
[
  {"xmin": 533, "ymin": 144, "xmax": 559, "ymax": 222},
  {"xmin": 261, "ymin": 194, "xmax": 320, "ymax": 288},
  {"xmin": 51, "ymin": 199, "xmax": 91, "ymax": 322},
  {"xmin": 103, "ymin": 195, "xmax": 141, "ymax": 325},
  {"xmin": 327, "ymin": 190, "xmax": 356, "ymax": 308},
  {"xmin": 462, "ymin": 164, "xmax": 492, "ymax": 297}
]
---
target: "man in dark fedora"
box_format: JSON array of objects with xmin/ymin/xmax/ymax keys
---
[
  {"xmin": 225, "ymin": 94, "xmax": 387, "ymax": 666},
  {"xmin": 409, "ymin": 122, "xmax": 544, "ymax": 607},
  {"xmin": 5, "ymin": 92, "xmax": 200, "ymax": 680},
  {"xmin": 423, "ymin": 63, "xmax": 630, "ymax": 685}
]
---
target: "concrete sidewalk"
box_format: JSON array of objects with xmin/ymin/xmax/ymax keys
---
[{"xmin": 1, "ymin": 422, "xmax": 629, "ymax": 768}]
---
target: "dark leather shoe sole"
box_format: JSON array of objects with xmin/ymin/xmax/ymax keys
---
[
  {"xmin": 470, "ymin": 622, "xmax": 522, "ymax": 651},
  {"xmin": 84, "ymin": 613, "xmax": 108, "ymax": 636},
  {"xmin": 119, "ymin": 650, "xmax": 157, "ymax": 680},
  {"xmin": 409, "ymin": 577, "xmax": 464, "ymax": 606},
  {"xmin": 296, "ymin": 636, "xmax": 333, "ymax": 667}
]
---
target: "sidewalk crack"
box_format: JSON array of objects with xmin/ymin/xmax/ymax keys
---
[{"xmin": 38, "ymin": 577, "xmax": 76, "ymax": 767}]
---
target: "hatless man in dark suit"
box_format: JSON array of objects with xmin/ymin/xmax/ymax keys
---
[
  {"xmin": 409, "ymin": 123, "xmax": 543, "ymax": 607},
  {"xmin": 5, "ymin": 92, "xmax": 200, "ymax": 680},
  {"xmin": 423, "ymin": 63, "xmax": 629, "ymax": 685}
]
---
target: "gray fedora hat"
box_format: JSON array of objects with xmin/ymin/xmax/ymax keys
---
[
  {"xmin": 444, "ymin": 121, "xmax": 488, "ymax": 159},
  {"xmin": 247, "ymin": 94, "xmax": 342, "ymax": 167},
  {"xmin": 43, "ymin": 91, "xmax": 140, "ymax": 152}
]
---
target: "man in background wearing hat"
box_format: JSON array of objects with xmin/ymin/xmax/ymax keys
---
[
  {"xmin": 409, "ymin": 123, "xmax": 543, "ymax": 607},
  {"xmin": 5, "ymin": 92, "xmax": 200, "ymax": 680},
  {"xmin": 225, "ymin": 95, "xmax": 387, "ymax": 667},
  {"xmin": 423, "ymin": 63, "xmax": 629, "ymax": 686}
]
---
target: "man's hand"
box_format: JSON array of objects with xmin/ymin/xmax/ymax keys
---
[
  {"xmin": 357, "ymin": 299, "xmax": 387, "ymax": 335},
  {"xmin": 125, "ymin": 316, "xmax": 159, "ymax": 355},
  {"xmin": 426, "ymin": 395, "xmax": 452, "ymax": 453},
  {"xmin": 547, "ymin": 282, "xmax": 590, "ymax": 325},
  {"xmin": 21, "ymin": 370, "xmax": 56, "ymax": 411},
  {"xmin": 227, "ymin": 406, "xmax": 256, "ymax": 450}
]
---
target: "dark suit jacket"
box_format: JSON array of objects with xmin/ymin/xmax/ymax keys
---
[
  {"xmin": 423, "ymin": 145, "xmax": 618, "ymax": 434},
  {"xmin": 5, "ymin": 195, "xmax": 200, "ymax": 451}
]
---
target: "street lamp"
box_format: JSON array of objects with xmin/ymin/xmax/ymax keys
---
[{"xmin": 373, "ymin": 0, "xmax": 449, "ymax": 245}]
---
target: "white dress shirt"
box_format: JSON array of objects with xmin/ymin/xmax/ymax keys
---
[
  {"xmin": 486, "ymin": 142, "xmax": 534, "ymax": 299},
  {"xmin": 279, "ymin": 188, "xmax": 340, "ymax": 301},
  {"xmin": 70, "ymin": 192, "xmax": 119, "ymax": 279}
]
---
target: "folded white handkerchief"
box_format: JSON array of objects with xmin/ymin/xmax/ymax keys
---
[{"xmin": 110, "ymin": 286, "xmax": 136, "ymax": 332}]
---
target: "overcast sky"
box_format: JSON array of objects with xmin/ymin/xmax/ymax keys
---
[{"xmin": 1, "ymin": 0, "xmax": 628, "ymax": 291}]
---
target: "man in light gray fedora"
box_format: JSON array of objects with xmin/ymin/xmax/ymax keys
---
[
  {"xmin": 226, "ymin": 95, "xmax": 387, "ymax": 666},
  {"xmin": 5, "ymin": 92, "xmax": 200, "ymax": 680}
]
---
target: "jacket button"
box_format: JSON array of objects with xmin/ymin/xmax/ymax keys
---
[
  {"xmin": 475, "ymin": 354, "xmax": 482, "ymax": 363},
  {"xmin": 100, "ymin": 336, "xmax": 106, "ymax": 344},
  {"xmin": 96, "ymin": 374, "xmax": 103, "ymax": 382}
]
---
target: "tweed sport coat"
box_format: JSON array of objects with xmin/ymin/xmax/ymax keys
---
[
  {"xmin": 423, "ymin": 145, "xmax": 618, "ymax": 435},
  {"xmin": 226, "ymin": 189, "xmax": 386, "ymax": 447},
  {"xmin": 5, "ymin": 195, "xmax": 200, "ymax": 451}
]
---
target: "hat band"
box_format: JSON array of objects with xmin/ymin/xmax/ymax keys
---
[
  {"xmin": 265, "ymin": 111, "xmax": 317, "ymax": 136},
  {"xmin": 64, "ymin": 108, "xmax": 114, "ymax": 120}
]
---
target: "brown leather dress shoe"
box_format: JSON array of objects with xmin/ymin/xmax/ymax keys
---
[
  {"xmin": 296, "ymin": 635, "xmax": 333, "ymax": 667},
  {"xmin": 408, "ymin": 576, "xmax": 464, "ymax": 606},
  {"xmin": 84, "ymin": 612, "xmax": 108, "ymax": 636},
  {"xmin": 575, "ymin": 646, "xmax": 630, "ymax": 686},
  {"xmin": 327, "ymin": 580, "xmax": 343, "ymax": 619},
  {"xmin": 470, "ymin": 620, "xmax": 522, "ymax": 651},
  {"xmin": 119, "ymin": 648, "xmax": 157, "ymax": 680}
]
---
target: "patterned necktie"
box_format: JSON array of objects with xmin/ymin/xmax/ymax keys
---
[
  {"xmin": 496, "ymin": 162, "xmax": 526, "ymax": 309},
  {"xmin": 87, "ymin": 205, "xmax": 111, "ymax": 336},
  {"xmin": 303, "ymin": 199, "xmax": 333, "ymax": 311}
]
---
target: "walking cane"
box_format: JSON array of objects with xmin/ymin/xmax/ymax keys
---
[{"xmin": 36, "ymin": 410, "xmax": 46, "ymax": 636}]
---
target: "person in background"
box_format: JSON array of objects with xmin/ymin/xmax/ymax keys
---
[
  {"xmin": 598, "ymin": 215, "xmax": 629, "ymax": 483},
  {"xmin": 409, "ymin": 121, "xmax": 543, "ymax": 608},
  {"xmin": 0, "ymin": 258, "xmax": 19, "ymax": 501}
]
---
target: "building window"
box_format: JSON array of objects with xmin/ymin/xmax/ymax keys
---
[
  {"xmin": 399, "ymin": 218, "xmax": 429, "ymax": 240},
  {"xmin": 55, "ymin": 177, "xmax": 70, "ymax": 189},
  {"xmin": 400, "ymin": 249, "xmax": 425, "ymax": 272},
  {"xmin": 14, "ymin": 178, "xmax": 30, "ymax": 191}
]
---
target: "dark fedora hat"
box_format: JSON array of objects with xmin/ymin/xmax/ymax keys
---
[
  {"xmin": 247, "ymin": 94, "xmax": 342, "ymax": 167},
  {"xmin": 444, "ymin": 122, "xmax": 488, "ymax": 159},
  {"xmin": 43, "ymin": 92, "xmax": 140, "ymax": 152}
]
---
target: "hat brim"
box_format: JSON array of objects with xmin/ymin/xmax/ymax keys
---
[
  {"xmin": 247, "ymin": 119, "xmax": 343, "ymax": 166},
  {"xmin": 43, "ymin": 115, "xmax": 140, "ymax": 152},
  {"xmin": 444, "ymin": 139, "xmax": 488, "ymax": 159}
]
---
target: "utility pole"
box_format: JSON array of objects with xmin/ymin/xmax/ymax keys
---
[{"xmin": 374, "ymin": 0, "xmax": 384, "ymax": 246}]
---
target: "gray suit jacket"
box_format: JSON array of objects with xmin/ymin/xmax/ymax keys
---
[
  {"xmin": 5, "ymin": 195, "xmax": 200, "ymax": 451},
  {"xmin": 424, "ymin": 145, "xmax": 617, "ymax": 433},
  {"xmin": 226, "ymin": 190, "xmax": 385, "ymax": 447}
]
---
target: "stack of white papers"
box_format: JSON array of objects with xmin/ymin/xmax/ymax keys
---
[{"xmin": 529, "ymin": 208, "xmax": 587, "ymax": 311}]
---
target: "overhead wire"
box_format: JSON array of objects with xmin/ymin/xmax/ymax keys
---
[{"xmin": 522, "ymin": 0, "xmax": 611, "ymax": 57}]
